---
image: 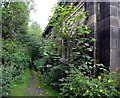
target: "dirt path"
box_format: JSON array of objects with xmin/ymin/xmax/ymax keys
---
[
  {"xmin": 9, "ymin": 63, "xmax": 59, "ymax": 96},
  {"xmin": 26, "ymin": 63, "xmax": 48, "ymax": 96}
]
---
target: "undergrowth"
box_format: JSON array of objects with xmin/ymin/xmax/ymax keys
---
[
  {"xmin": 10, "ymin": 68, "xmax": 30, "ymax": 96},
  {"xmin": 32, "ymin": 69, "xmax": 60, "ymax": 96}
]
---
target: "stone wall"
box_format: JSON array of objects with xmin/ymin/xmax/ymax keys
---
[
  {"xmin": 97, "ymin": 2, "xmax": 112, "ymax": 70},
  {"xmin": 109, "ymin": 2, "xmax": 119, "ymax": 73},
  {"xmin": 44, "ymin": 1, "xmax": 120, "ymax": 73},
  {"xmin": 118, "ymin": 0, "xmax": 120, "ymax": 73},
  {"xmin": 85, "ymin": 1, "xmax": 120, "ymax": 72},
  {"xmin": 85, "ymin": 2, "xmax": 96, "ymax": 62}
]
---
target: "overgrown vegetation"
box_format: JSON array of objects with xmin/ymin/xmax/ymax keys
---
[
  {"xmin": 2, "ymin": 40, "xmax": 29, "ymax": 96},
  {"xmin": 10, "ymin": 68, "xmax": 30, "ymax": 96},
  {"xmin": 33, "ymin": 2, "xmax": 120, "ymax": 97},
  {"xmin": 1, "ymin": 1, "xmax": 59, "ymax": 96},
  {"xmin": 1, "ymin": 2, "xmax": 32, "ymax": 96},
  {"xmin": 33, "ymin": 69, "xmax": 60, "ymax": 96},
  {"xmin": 1, "ymin": 1, "xmax": 42, "ymax": 96},
  {"xmin": 59, "ymin": 64, "xmax": 120, "ymax": 97},
  {"xmin": 1, "ymin": 1, "xmax": 120, "ymax": 97}
]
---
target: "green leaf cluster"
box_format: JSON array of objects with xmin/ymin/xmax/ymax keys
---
[{"xmin": 59, "ymin": 64, "xmax": 120, "ymax": 97}]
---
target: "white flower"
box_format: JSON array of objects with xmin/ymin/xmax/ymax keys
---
[{"xmin": 47, "ymin": 64, "xmax": 52, "ymax": 67}]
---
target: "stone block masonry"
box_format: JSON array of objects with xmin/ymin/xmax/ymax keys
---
[
  {"xmin": 96, "ymin": 2, "xmax": 119, "ymax": 73},
  {"xmin": 81, "ymin": 1, "xmax": 120, "ymax": 72},
  {"xmin": 118, "ymin": 0, "xmax": 120, "ymax": 73}
]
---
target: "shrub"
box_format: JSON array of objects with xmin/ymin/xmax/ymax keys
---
[
  {"xmin": 38, "ymin": 2, "xmax": 95, "ymax": 91},
  {"xmin": 2, "ymin": 40, "xmax": 29, "ymax": 96},
  {"xmin": 34, "ymin": 51, "xmax": 66, "ymax": 89},
  {"xmin": 59, "ymin": 64, "xmax": 120, "ymax": 97}
]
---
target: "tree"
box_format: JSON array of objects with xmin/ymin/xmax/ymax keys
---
[
  {"xmin": 2, "ymin": 2, "xmax": 33, "ymax": 40},
  {"xmin": 1, "ymin": 2, "xmax": 34, "ymax": 96}
]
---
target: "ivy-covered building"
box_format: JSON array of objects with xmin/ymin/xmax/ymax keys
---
[{"xmin": 43, "ymin": 1, "xmax": 120, "ymax": 73}]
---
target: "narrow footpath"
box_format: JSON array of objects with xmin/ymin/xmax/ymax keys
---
[
  {"xmin": 26, "ymin": 64, "xmax": 48, "ymax": 96},
  {"xmin": 9, "ymin": 63, "xmax": 59, "ymax": 96}
]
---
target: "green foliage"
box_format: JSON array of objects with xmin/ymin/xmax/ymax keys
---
[
  {"xmin": 2, "ymin": 1, "xmax": 119, "ymax": 97},
  {"xmin": 38, "ymin": 2, "xmax": 120, "ymax": 97},
  {"xmin": 59, "ymin": 64, "xmax": 120, "ymax": 97},
  {"xmin": 9, "ymin": 68, "xmax": 30, "ymax": 96},
  {"xmin": 2, "ymin": 2, "xmax": 33, "ymax": 39},
  {"xmin": 39, "ymin": 2, "xmax": 95, "ymax": 89},
  {"xmin": 2, "ymin": 65, "xmax": 13, "ymax": 96},
  {"xmin": 23, "ymin": 22, "xmax": 43, "ymax": 60},
  {"xmin": 1, "ymin": 1, "xmax": 46, "ymax": 97},
  {"xmin": 33, "ymin": 52, "xmax": 65, "ymax": 89},
  {"xmin": 47, "ymin": 2, "xmax": 95, "ymax": 67},
  {"xmin": 2, "ymin": 39, "xmax": 29, "ymax": 96},
  {"xmin": 33, "ymin": 69, "xmax": 60, "ymax": 96}
]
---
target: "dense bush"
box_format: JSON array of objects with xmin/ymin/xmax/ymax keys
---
[
  {"xmin": 33, "ymin": 51, "xmax": 65, "ymax": 89},
  {"xmin": 2, "ymin": 40, "xmax": 29, "ymax": 96},
  {"xmin": 59, "ymin": 64, "xmax": 120, "ymax": 97},
  {"xmin": 1, "ymin": 1, "xmax": 40, "ymax": 97},
  {"xmin": 36, "ymin": 2, "xmax": 95, "ymax": 89}
]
